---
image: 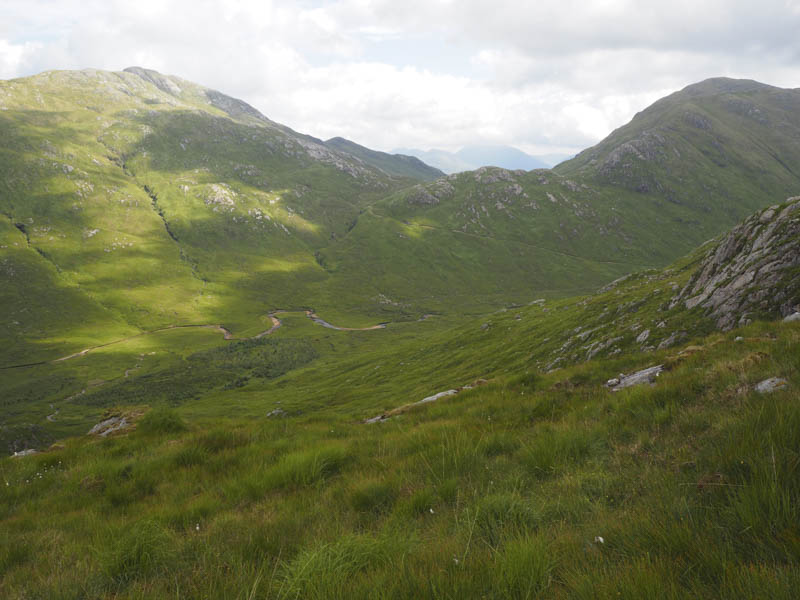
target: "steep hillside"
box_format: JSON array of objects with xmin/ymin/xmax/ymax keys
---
[
  {"xmin": 2, "ymin": 198, "xmax": 798, "ymax": 599},
  {"xmin": 4, "ymin": 196, "xmax": 798, "ymax": 454},
  {"xmin": 0, "ymin": 68, "xmax": 423, "ymax": 363}
]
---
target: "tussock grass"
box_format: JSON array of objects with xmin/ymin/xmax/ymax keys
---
[{"xmin": 2, "ymin": 321, "xmax": 799, "ymax": 597}]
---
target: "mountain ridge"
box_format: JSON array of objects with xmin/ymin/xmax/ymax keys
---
[{"xmin": 324, "ymin": 137, "xmax": 444, "ymax": 181}]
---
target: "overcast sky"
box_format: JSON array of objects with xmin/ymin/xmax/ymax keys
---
[{"xmin": 2, "ymin": 0, "xmax": 800, "ymax": 156}]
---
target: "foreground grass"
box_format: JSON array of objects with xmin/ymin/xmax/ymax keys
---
[{"xmin": 2, "ymin": 320, "xmax": 798, "ymax": 598}]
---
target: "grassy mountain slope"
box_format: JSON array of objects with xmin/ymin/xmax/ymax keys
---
[
  {"xmin": 315, "ymin": 79, "xmax": 800, "ymax": 313},
  {"xmin": 0, "ymin": 68, "xmax": 426, "ymax": 363},
  {"xmin": 315, "ymin": 163, "xmax": 747, "ymax": 313},
  {"xmin": 324, "ymin": 137, "xmax": 444, "ymax": 181},
  {"xmin": 1, "ymin": 199, "xmax": 798, "ymax": 598},
  {"xmin": 3, "ymin": 71, "xmax": 799, "ymax": 364},
  {"xmin": 556, "ymin": 78, "xmax": 800, "ymax": 219}
]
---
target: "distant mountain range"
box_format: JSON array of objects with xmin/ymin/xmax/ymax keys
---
[{"xmin": 393, "ymin": 145, "xmax": 572, "ymax": 173}]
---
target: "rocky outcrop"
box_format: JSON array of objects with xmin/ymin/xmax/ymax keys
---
[
  {"xmin": 12, "ymin": 449, "xmax": 38, "ymax": 458},
  {"xmin": 123, "ymin": 66, "xmax": 182, "ymax": 96},
  {"xmin": 365, "ymin": 379, "xmax": 488, "ymax": 424},
  {"xmin": 672, "ymin": 197, "xmax": 800, "ymax": 330},
  {"xmin": 88, "ymin": 415, "xmax": 131, "ymax": 437},
  {"xmin": 754, "ymin": 377, "xmax": 788, "ymax": 394},
  {"xmin": 406, "ymin": 179, "xmax": 455, "ymax": 206},
  {"xmin": 606, "ymin": 365, "xmax": 664, "ymax": 392}
]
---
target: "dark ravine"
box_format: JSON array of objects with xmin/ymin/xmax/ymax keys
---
[{"xmin": 143, "ymin": 184, "xmax": 207, "ymax": 282}]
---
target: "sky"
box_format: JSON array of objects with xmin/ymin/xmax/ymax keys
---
[{"xmin": 2, "ymin": 0, "xmax": 800, "ymax": 157}]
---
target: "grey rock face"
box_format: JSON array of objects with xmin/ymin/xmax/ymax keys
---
[
  {"xmin": 673, "ymin": 197, "xmax": 800, "ymax": 330},
  {"xmin": 124, "ymin": 66, "xmax": 182, "ymax": 96},
  {"xmin": 88, "ymin": 416, "xmax": 129, "ymax": 437},
  {"xmin": 606, "ymin": 365, "xmax": 664, "ymax": 391},
  {"xmin": 658, "ymin": 331, "xmax": 687, "ymax": 350},
  {"xmin": 784, "ymin": 312, "xmax": 800, "ymax": 323},
  {"xmin": 365, "ymin": 380, "xmax": 488, "ymax": 424},
  {"xmin": 12, "ymin": 449, "xmax": 38, "ymax": 458},
  {"xmin": 754, "ymin": 377, "xmax": 788, "ymax": 394}
]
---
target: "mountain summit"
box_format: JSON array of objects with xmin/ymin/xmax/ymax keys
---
[{"xmin": 556, "ymin": 76, "xmax": 800, "ymax": 216}]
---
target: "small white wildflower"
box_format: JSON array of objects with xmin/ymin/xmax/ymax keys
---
[
  {"xmin": 594, "ymin": 536, "xmax": 604, "ymax": 544},
  {"xmin": 429, "ymin": 508, "xmax": 434, "ymax": 514},
  {"xmin": 196, "ymin": 523, "xmax": 200, "ymax": 531},
  {"xmin": 453, "ymin": 557, "xmax": 459, "ymax": 565}
]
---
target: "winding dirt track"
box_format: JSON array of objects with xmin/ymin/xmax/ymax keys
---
[
  {"xmin": 304, "ymin": 310, "xmax": 387, "ymax": 331},
  {"xmin": 1, "ymin": 310, "xmax": 385, "ymax": 370}
]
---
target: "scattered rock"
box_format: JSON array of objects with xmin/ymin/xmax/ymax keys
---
[
  {"xmin": 365, "ymin": 379, "xmax": 488, "ymax": 424},
  {"xmin": 12, "ymin": 449, "xmax": 38, "ymax": 458},
  {"xmin": 636, "ymin": 329, "xmax": 650, "ymax": 343},
  {"xmin": 784, "ymin": 312, "xmax": 800, "ymax": 323},
  {"xmin": 204, "ymin": 183, "xmax": 237, "ymax": 208},
  {"xmin": 88, "ymin": 415, "xmax": 130, "ymax": 437},
  {"xmin": 754, "ymin": 377, "xmax": 788, "ymax": 394},
  {"xmin": 658, "ymin": 331, "xmax": 687, "ymax": 350},
  {"xmin": 417, "ymin": 389, "xmax": 459, "ymax": 405},
  {"xmin": 606, "ymin": 365, "xmax": 664, "ymax": 391},
  {"xmin": 266, "ymin": 408, "xmax": 286, "ymax": 418},
  {"xmin": 735, "ymin": 336, "xmax": 744, "ymax": 342}
]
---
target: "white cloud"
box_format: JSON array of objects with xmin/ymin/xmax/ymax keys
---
[
  {"xmin": 2, "ymin": 0, "xmax": 800, "ymax": 155},
  {"xmin": 0, "ymin": 39, "xmax": 40, "ymax": 79}
]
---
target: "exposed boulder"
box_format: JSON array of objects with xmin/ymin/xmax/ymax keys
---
[
  {"xmin": 672, "ymin": 197, "xmax": 800, "ymax": 330},
  {"xmin": 88, "ymin": 415, "xmax": 130, "ymax": 437},
  {"xmin": 365, "ymin": 379, "xmax": 488, "ymax": 424},
  {"xmin": 754, "ymin": 377, "xmax": 788, "ymax": 394},
  {"xmin": 12, "ymin": 449, "xmax": 38, "ymax": 458},
  {"xmin": 658, "ymin": 331, "xmax": 687, "ymax": 350},
  {"xmin": 606, "ymin": 365, "xmax": 664, "ymax": 392}
]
